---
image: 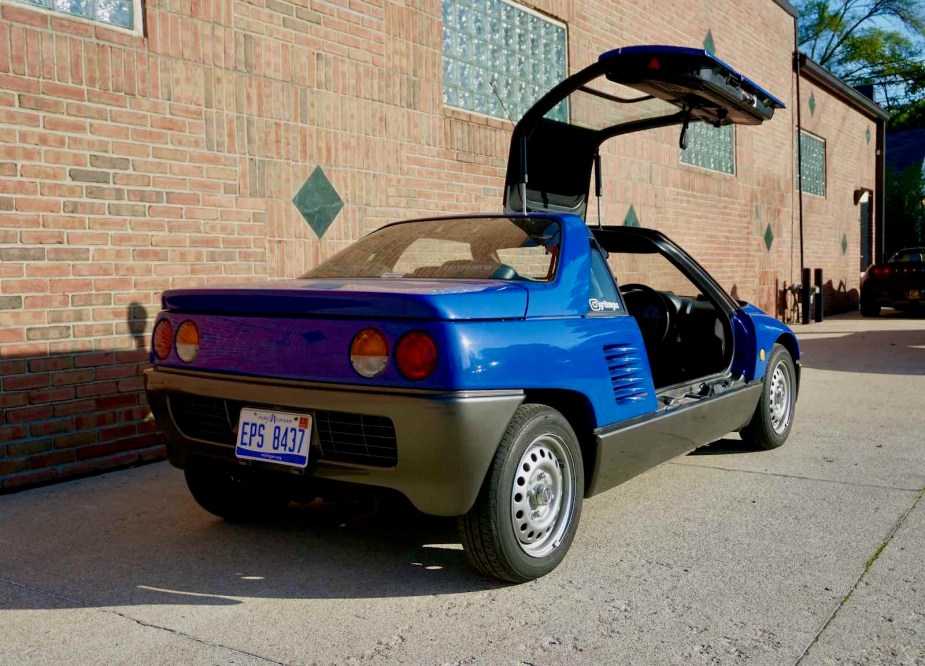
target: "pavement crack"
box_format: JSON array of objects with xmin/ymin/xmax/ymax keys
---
[
  {"xmin": 0, "ymin": 576, "xmax": 287, "ymax": 665},
  {"xmin": 671, "ymin": 461, "xmax": 922, "ymax": 492},
  {"xmin": 792, "ymin": 485, "xmax": 925, "ymax": 665}
]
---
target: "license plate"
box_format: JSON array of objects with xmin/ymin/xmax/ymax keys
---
[
  {"xmin": 235, "ymin": 408, "xmax": 311, "ymax": 468},
  {"xmin": 907, "ymin": 289, "xmax": 921, "ymax": 300}
]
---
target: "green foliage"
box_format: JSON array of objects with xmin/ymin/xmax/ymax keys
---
[
  {"xmin": 890, "ymin": 98, "xmax": 925, "ymax": 129},
  {"xmin": 885, "ymin": 164, "xmax": 925, "ymax": 253},
  {"xmin": 797, "ymin": 0, "xmax": 925, "ymax": 116}
]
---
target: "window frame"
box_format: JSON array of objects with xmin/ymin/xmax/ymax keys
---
[
  {"xmin": 798, "ymin": 129, "xmax": 826, "ymax": 198},
  {"xmin": 441, "ymin": 0, "xmax": 568, "ymax": 123},
  {"xmin": 7, "ymin": 0, "xmax": 144, "ymax": 35}
]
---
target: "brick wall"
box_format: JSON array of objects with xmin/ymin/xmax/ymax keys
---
[
  {"xmin": 798, "ymin": 82, "xmax": 878, "ymax": 314},
  {"xmin": 0, "ymin": 0, "xmax": 877, "ymax": 489}
]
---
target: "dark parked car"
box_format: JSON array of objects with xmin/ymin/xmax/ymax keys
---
[
  {"xmin": 860, "ymin": 248, "xmax": 925, "ymax": 316},
  {"xmin": 145, "ymin": 46, "xmax": 798, "ymax": 582}
]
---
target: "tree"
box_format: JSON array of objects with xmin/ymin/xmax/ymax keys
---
[
  {"xmin": 885, "ymin": 164, "xmax": 925, "ymax": 253},
  {"xmin": 797, "ymin": 0, "xmax": 925, "ymax": 114}
]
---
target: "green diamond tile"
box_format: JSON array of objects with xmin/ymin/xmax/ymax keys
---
[
  {"xmin": 623, "ymin": 204, "xmax": 640, "ymax": 227},
  {"xmin": 808, "ymin": 92, "xmax": 816, "ymax": 116},
  {"xmin": 292, "ymin": 166, "xmax": 343, "ymax": 239},
  {"xmin": 703, "ymin": 29, "xmax": 716, "ymax": 56},
  {"xmin": 763, "ymin": 223, "xmax": 774, "ymax": 251},
  {"xmin": 866, "ymin": 126, "xmax": 871, "ymax": 145},
  {"xmin": 841, "ymin": 233, "xmax": 848, "ymax": 255}
]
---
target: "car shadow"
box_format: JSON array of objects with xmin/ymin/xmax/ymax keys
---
[
  {"xmin": 796, "ymin": 326, "xmax": 925, "ymax": 375},
  {"xmin": 0, "ymin": 466, "xmax": 506, "ymax": 610},
  {"xmin": 688, "ymin": 438, "xmax": 753, "ymax": 456}
]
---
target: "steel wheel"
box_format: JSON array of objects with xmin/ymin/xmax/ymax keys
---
[
  {"xmin": 510, "ymin": 433, "xmax": 576, "ymax": 558},
  {"xmin": 459, "ymin": 404, "xmax": 584, "ymax": 582},
  {"xmin": 740, "ymin": 343, "xmax": 797, "ymax": 450},
  {"xmin": 768, "ymin": 362, "xmax": 793, "ymax": 435}
]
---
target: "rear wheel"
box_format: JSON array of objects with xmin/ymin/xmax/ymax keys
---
[
  {"xmin": 740, "ymin": 344, "xmax": 796, "ymax": 450},
  {"xmin": 184, "ymin": 461, "xmax": 290, "ymax": 521},
  {"xmin": 458, "ymin": 404, "xmax": 584, "ymax": 583},
  {"xmin": 860, "ymin": 301, "xmax": 881, "ymax": 317}
]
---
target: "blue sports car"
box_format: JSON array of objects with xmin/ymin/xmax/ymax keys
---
[{"xmin": 145, "ymin": 46, "xmax": 799, "ymax": 582}]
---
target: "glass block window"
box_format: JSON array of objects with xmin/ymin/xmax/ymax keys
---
[
  {"xmin": 799, "ymin": 131, "xmax": 826, "ymax": 197},
  {"xmin": 442, "ymin": 0, "xmax": 567, "ymax": 123},
  {"xmin": 15, "ymin": 0, "xmax": 137, "ymax": 30},
  {"xmin": 680, "ymin": 122, "xmax": 735, "ymax": 174}
]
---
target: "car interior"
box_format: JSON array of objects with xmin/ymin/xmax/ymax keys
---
[{"xmin": 591, "ymin": 230, "xmax": 733, "ymax": 391}]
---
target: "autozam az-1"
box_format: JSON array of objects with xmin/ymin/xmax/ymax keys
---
[{"xmin": 146, "ymin": 46, "xmax": 799, "ymax": 582}]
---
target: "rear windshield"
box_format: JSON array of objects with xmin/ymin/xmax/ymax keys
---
[{"xmin": 303, "ymin": 217, "xmax": 562, "ymax": 282}]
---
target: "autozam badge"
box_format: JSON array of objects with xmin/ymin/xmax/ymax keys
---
[{"xmin": 589, "ymin": 298, "xmax": 621, "ymax": 312}]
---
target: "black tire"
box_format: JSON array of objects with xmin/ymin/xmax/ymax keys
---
[
  {"xmin": 860, "ymin": 301, "xmax": 881, "ymax": 317},
  {"xmin": 740, "ymin": 343, "xmax": 797, "ymax": 450},
  {"xmin": 184, "ymin": 461, "xmax": 290, "ymax": 521},
  {"xmin": 458, "ymin": 404, "xmax": 584, "ymax": 583}
]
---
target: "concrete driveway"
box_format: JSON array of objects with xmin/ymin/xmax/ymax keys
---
[{"xmin": 1, "ymin": 311, "xmax": 923, "ymax": 665}]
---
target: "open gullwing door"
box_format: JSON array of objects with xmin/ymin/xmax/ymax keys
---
[{"xmin": 503, "ymin": 45, "xmax": 786, "ymax": 217}]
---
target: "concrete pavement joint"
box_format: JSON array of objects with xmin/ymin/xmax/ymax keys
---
[
  {"xmin": 0, "ymin": 576, "xmax": 288, "ymax": 665},
  {"xmin": 792, "ymin": 485, "xmax": 925, "ymax": 665},
  {"xmin": 671, "ymin": 460, "xmax": 923, "ymax": 493}
]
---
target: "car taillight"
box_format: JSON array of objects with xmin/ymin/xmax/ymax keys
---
[
  {"xmin": 176, "ymin": 320, "xmax": 200, "ymax": 363},
  {"xmin": 152, "ymin": 319, "xmax": 173, "ymax": 360},
  {"xmin": 395, "ymin": 331, "xmax": 437, "ymax": 381},
  {"xmin": 870, "ymin": 266, "xmax": 892, "ymax": 278},
  {"xmin": 350, "ymin": 328, "xmax": 389, "ymax": 378}
]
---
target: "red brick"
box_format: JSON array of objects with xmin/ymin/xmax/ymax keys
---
[
  {"xmin": 52, "ymin": 399, "xmax": 95, "ymax": 417},
  {"xmin": 3, "ymin": 404, "xmax": 53, "ymax": 424},
  {"xmin": 0, "ymin": 426, "xmax": 28, "ymax": 444},
  {"xmin": 31, "ymin": 449, "xmax": 76, "ymax": 468},
  {"xmin": 2, "ymin": 469, "xmax": 53, "ymax": 488},
  {"xmin": 3, "ymin": 373, "xmax": 50, "ymax": 391},
  {"xmin": 96, "ymin": 394, "xmax": 137, "ymax": 410},
  {"xmin": 0, "ymin": 5, "xmax": 49, "ymax": 28},
  {"xmin": 29, "ymin": 386, "xmax": 77, "ymax": 404},
  {"xmin": 75, "ymin": 412, "xmax": 119, "ymax": 429},
  {"xmin": 76, "ymin": 442, "xmax": 118, "ymax": 460},
  {"xmin": 29, "ymin": 418, "xmax": 75, "ymax": 437},
  {"xmin": 53, "ymin": 431, "xmax": 96, "ymax": 449}
]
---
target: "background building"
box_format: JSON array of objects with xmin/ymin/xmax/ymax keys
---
[{"xmin": 0, "ymin": 0, "xmax": 884, "ymax": 488}]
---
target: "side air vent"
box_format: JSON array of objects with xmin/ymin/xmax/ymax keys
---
[{"xmin": 603, "ymin": 343, "xmax": 649, "ymax": 405}]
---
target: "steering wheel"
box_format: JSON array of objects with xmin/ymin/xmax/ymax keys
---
[{"xmin": 619, "ymin": 283, "xmax": 672, "ymax": 345}]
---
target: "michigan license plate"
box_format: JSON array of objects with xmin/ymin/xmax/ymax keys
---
[{"xmin": 235, "ymin": 408, "xmax": 311, "ymax": 468}]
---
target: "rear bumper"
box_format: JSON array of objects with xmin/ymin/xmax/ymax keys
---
[
  {"xmin": 861, "ymin": 283, "xmax": 925, "ymax": 309},
  {"xmin": 144, "ymin": 367, "xmax": 524, "ymax": 516}
]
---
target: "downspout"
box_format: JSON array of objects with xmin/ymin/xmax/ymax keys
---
[
  {"xmin": 875, "ymin": 117, "xmax": 886, "ymax": 261},
  {"xmin": 794, "ymin": 51, "xmax": 805, "ymax": 279}
]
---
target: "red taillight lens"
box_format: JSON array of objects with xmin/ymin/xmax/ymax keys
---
[
  {"xmin": 870, "ymin": 266, "xmax": 892, "ymax": 278},
  {"xmin": 152, "ymin": 319, "xmax": 173, "ymax": 360},
  {"xmin": 395, "ymin": 331, "xmax": 437, "ymax": 381},
  {"xmin": 176, "ymin": 320, "xmax": 200, "ymax": 363},
  {"xmin": 350, "ymin": 328, "xmax": 389, "ymax": 378}
]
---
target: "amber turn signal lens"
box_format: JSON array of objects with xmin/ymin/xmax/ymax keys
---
[
  {"xmin": 395, "ymin": 331, "xmax": 437, "ymax": 381},
  {"xmin": 152, "ymin": 319, "xmax": 173, "ymax": 360},
  {"xmin": 350, "ymin": 328, "xmax": 389, "ymax": 378},
  {"xmin": 176, "ymin": 320, "xmax": 200, "ymax": 363}
]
